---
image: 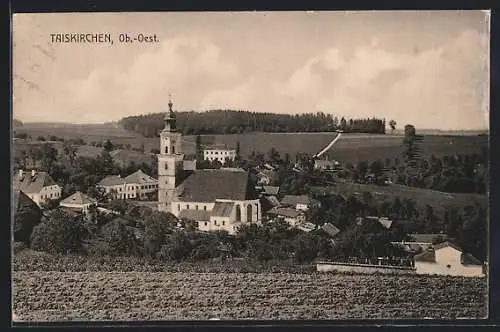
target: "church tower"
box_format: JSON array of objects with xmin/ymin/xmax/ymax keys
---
[{"xmin": 157, "ymin": 97, "xmax": 184, "ymax": 212}]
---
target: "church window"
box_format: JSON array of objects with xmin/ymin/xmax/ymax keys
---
[
  {"xmin": 165, "ymin": 146, "xmax": 169, "ymax": 154},
  {"xmin": 236, "ymin": 205, "xmax": 242, "ymax": 222},
  {"xmin": 165, "ymin": 163, "xmax": 168, "ymax": 170},
  {"xmin": 172, "ymin": 146, "xmax": 176, "ymax": 154},
  {"xmin": 178, "ymin": 204, "xmax": 180, "ymax": 212},
  {"xmin": 247, "ymin": 205, "xmax": 253, "ymax": 222}
]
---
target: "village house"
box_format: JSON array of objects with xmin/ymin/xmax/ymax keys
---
[
  {"xmin": 267, "ymin": 207, "xmax": 306, "ymax": 227},
  {"xmin": 203, "ymin": 144, "xmax": 236, "ymax": 164},
  {"xmin": 280, "ymin": 194, "xmax": 319, "ymax": 211},
  {"xmin": 321, "ymin": 222, "xmax": 341, "ymax": 238},
  {"xmin": 97, "ymin": 170, "xmax": 158, "ymax": 200},
  {"xmin": 14, "ymin": 169, "xmax": 62, "ymax": 207},
  {"xmin": 413, "ymin": 241, "xmax": 485, "ymax": 277},
  {"xmin": 59, "ymin": 191, "xmax": 97, "ymax": 213},
  {"xmin": 314, "ymin": 159, "xmax": 340, "ymax": 171},
  {"xmin": 157, "ymin": 99, "xmax": 262, "ymax": 235}
]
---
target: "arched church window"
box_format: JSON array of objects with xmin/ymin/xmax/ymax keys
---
[
  {"xmin": 165, "ymin": 146, "xmax": 169, "ymax": 154},
  {"xmin": 165, "ymin": 163, "xmax": 168, "ymax": 170},
  {"xmin": 236, "ymin": 205, "xmax": 242, "ymax": 222},
  {"xmin": 172, "ymin": 146, "xmax": 176, "ymax": 154},
  {"xmin": 247, "ymin": 205, "xmax": 253, "ymax": 222}
]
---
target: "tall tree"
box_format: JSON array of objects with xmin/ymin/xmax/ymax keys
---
[{"xmin": 389, "ymin": 120, "xmax": 397, "ymax": 134}]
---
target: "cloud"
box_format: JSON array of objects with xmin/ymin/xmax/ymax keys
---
[
  {"xmin": 277, "ymin": 28, "xmax": 489, "ymax": 129},
  {"xmin": 16, "ymin": 36, "xmax": 240, "ymax": 123}
]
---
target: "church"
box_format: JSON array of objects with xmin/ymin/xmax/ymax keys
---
[{"xmin": 157, "ymin": 99, "xmax": 262, "ymax": 234}]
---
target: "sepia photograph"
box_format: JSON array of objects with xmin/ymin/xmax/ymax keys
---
[{"xmin": 12, "ymin": 10, "xmax": 489, "ymax": 322}]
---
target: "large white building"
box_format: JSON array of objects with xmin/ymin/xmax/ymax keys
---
[
  {"xmin": 203, "ymin": 145, "xmax": 236, "ymax": 164},
  {"xmin": 97, "ymin": 169, "xmax": 158, "ymax": 200},
  {"xmin": 157, "ymin": 99, "xmax": 261, "ymax": 234},
  {"xmin": 14, "ymin": 169, "xmax": 62, "ymax": 207}
]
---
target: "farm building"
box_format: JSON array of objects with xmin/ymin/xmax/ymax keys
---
[
  {"xmin": 413, "ymin": 241, "xmax": 485, "ymax": 277},
  {"xmin": 13, "ymin": 181, "xmax": 42, "ymax": 243},
  {"xmin": 14, "ymin": 169, "xmax": 62, "ymax": 207},
  {"xmin": 97, "ymin": 170, "xmax": 158, "ymax": 200},
  {"xmin": 157, "ymin": 99, "xmax": 261, "ymax": 235},
  {"xmin": 59, "ymin": 191, "xmax": 97, "ymax": 213},
  {"xmin": 267, "ymin": 207, "xmax": 306, "ymax": 227},
  {"xmin": 203, "ymin": 144, "xmax": 236, "ymax": 164}
]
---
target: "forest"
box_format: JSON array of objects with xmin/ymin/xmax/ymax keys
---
[{"xmin": 120, "ymin": 110, "xmax": 388, "ymax": 136}]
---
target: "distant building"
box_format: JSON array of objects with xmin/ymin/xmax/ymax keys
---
[
  {"xmin": 203, "ymin": 144, "xmax": 236, "ymax": 164},
  {"xmin": 414, "ymin": 241, "xmax": 485, "ymax": 277},
  {"xmin": 257, "ymin": 185, "xmax": 280, "ymax": 196},
  {"xmin": 297, "ymin": 222, "xmax": 317, "ymax": 233},
  {"xmin": 280, "ymin": 195, "xmax": 318, "ymax": 211},
  {"xmin": 321, "ymin": 223, "xmax": 341, "ymax": 238},
  {"xmin": 314, "ymin": 159, "xmax": 340, "ymax": 171},
  {"xmin": 97, "ymin": 170, "xmax": 158, "ymax": 200},
  {"xmin": 267, "ymin": 207, "xmax": 306, "ymax": 227},
  {"xmin": 356, "ymin": 216, "xmax": 393, "ymax": 230},
  {"xmin": 123, "ymin": 170, "xmax": 158, "ymax": 200},
  {"xmin": 14, "ymin": 169, "xmax": 62, "ymax": 207},
  {"xmin": 59, "ymin": 191, "xmax": 97, "ymax": 213}
]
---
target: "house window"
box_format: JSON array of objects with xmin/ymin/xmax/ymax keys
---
[
  {"xmin": 187, "ymin": 204, "xmax": 190, "ymax": 209},
  {"xmin": 196, "ymin": 205, "xmax": 199, "ymax": 210},
  {"xmin": 204, "ymin": 222, "xmax": 207, "ymax": 226},
  {"xmin": 214, "ymin": 220, "xmax": 217, "ymax": 225},
  {"xmin": 50, "ymin": 193, "xmax": 53, "ymax": 198},
  {"xmin": 204, "ymin": 206, "xmax": 207, "ymax": 211},
  {"xmin": 222, "ymin": 221, "xmax": 225, "ymax": 226}
]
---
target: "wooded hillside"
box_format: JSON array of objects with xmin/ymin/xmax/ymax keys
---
[{"xmin": 120, "ymin": 110, "xmax": 387, "ymax": 137}]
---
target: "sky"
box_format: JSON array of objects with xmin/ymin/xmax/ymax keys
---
[{"xmin": 12, "ymin": 11, "xmax": 490, "ymax": 130}]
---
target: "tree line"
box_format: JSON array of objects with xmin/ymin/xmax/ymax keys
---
[{"xmin": 120, "ymin": 110, "xmax": 388, "ymax": 136}]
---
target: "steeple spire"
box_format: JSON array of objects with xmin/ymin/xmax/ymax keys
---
[{"xmin": 163, "ymin": 94, "xmax": 176, "ymax": 132}]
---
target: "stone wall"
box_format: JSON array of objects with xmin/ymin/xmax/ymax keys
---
[{"xmin": 316, "ymin": 261, "xmax": 416, "ymax": 275}]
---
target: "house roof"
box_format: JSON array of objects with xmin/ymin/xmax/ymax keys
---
[
  {"xmin": 321, "ymin": 223, "xmax": 340, "ymax": 237},
  {"xmin": 124, "ymin": 170, "xmax": 157, "ymax": 184},
  {"xmin": 414, "ymin": 249, "xmax": 436, "ymax": 262},
  {"xmin": 298, "ymin": 222, "xmax": 316, "ymax": 232},
  {"xmin": 60, "ymin": 191, "xmax": 97, "ymax": 206},
  {"xmin": 378, "ymin": 217, "xmax": 393, "ymax": 229},
  {"xmin": 178, "ymin": 209, "xmax": 212, "ymax": 221},
  {"xmin": 262, "ymin": 186, "xmax": 280, "ymax": 196},
  {"xmin": 265, "ymin": 195, "xmax": 281, "ymax": 207},
  {"xmin": 14, "ymin": 171, "xmax": 58, "ymax": 194},
  {"xmin": 281, "ymin": 195, "xmax": 310, "ymax": 207},
  {"xmin": 183, "ymin": 160, "xmax": 197, "ymax": 171},
  {"xmin": 97, "ymin": 175, "xmax": 126, "ymax": 186},
  {"xmin": 177, "ymin": 169, "xmax": 250, "ymax": 203},
  {"xmin": 408, "ymin": 233, "xmax": 449, "ymax": 244},
  {"xmin": 461, "ymin": 253, "xmax": 483, "ymax": 266},
  {"xmin": 211, "ymin": 201, "xmax": 235, "ymax": 218},
  {"xmin": 433, "ymin": 241, "xmax": 463, "ymax": 252},
  {"xmin": 268, "ymin": 207, "xmax": 303, "ymax": 218},
  {"xmin": 315, "ymin": 159, "xmax": 335, "ymax": 166}
]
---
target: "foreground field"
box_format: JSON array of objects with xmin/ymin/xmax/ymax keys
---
[{"xmin": 12, "ymin": 270, "xmax": 486, "ymax": 321}]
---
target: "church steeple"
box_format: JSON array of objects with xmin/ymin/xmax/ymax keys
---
[{"xmin": 163, "ymin": 95, "xmax": 177, "ymax": 132}]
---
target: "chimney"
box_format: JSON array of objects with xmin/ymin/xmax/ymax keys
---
[{"xmin": 31, "ymin": 169, "xmax": 36, "ymax": 177}]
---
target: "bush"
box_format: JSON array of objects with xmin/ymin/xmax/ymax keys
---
[
  {"xmin": 100, "ymin": 219, "xmax": 140, "ymax": 256},
  {"xmin": 30, "ymin": 210, "xmax": 84, "ymax": 254}
]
